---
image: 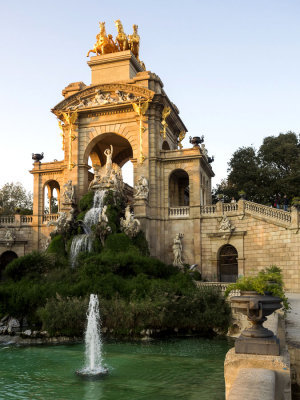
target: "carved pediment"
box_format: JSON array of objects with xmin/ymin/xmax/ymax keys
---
[{"xmin": 52, "ymin": 83, "xmax": 155, "ymax": 115}]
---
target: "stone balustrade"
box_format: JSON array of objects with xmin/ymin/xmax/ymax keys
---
[
  {"xmin": 42, "ymin": 214, "xmax": 59, "ymax": 223},
  {"xmin": 200, "ymin": 205, "xmax": 217, "ymax": 214},
  {"xmin": 243, "ymin": 200, "xmax": 292, "ymax": 224},
  {"xmin": 168, "ymin": 207, "xmax": 189, "ymax": 218},
  {"xmin": 20, "ymin": 216, "xmax": 33, "ymax": 224},
  {"xmin": 196, "ymin": 281, "xmax": 240, "ymax": 297},
  {"xmin": 223, "ymin": 203, "xmax": 239, "ymax": 212},
  {"xmin": 0, "ymin": 215, "xmax": 15, "ymax": 225}
]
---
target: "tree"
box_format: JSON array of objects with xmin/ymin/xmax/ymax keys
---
[
  {"xmin": 0, "ymin": 182, "xmax": 33, "ymax": 215},
  {"xmin": 214, "ymin": 132, "xmax": 300, "ymax": 205}
]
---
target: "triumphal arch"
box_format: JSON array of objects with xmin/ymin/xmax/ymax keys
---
[{"xmin": 1, "ymin": 20, "xmax": 299, "ymax": 291}]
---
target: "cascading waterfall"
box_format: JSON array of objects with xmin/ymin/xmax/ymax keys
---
[
  {"xmin": 76, "ymin": 294, "xmax": 108, "ymax": 377},
  {"xmin": 70, "ymin": 190, "xmax": 106, "ymax": 267}
]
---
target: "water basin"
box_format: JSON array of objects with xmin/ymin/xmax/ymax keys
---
[{"xmin": 0, "ymin": 337, "xmax": 232, "ymax": 400}]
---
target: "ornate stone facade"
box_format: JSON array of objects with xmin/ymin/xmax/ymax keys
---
[{"xmin": 0, "ymin": 26, "xmax": 300, "ymax": 292}]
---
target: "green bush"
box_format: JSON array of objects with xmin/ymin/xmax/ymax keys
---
[
  {"xmin": 79, "ymin": 191, "xmax": 94, "ymax": 212},
  {"xmin": 37, "ymin": 295, "xmax": 88, "ymax": 336},
  {"xmin": 132, "ymin": 231, "xmax": 150, "ymax": 256},
  {"xmin": 4, "ymin": 252, "xmax": 55, "ymax": 281},
  {"xmin": 104, "ymin": 233, "xmax": 136, "ymax": 253},
  {"xmin": 47, "ymin": 235, "xmax": 66, "ymax": 257}
]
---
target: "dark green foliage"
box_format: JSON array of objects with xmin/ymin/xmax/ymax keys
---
[
  {"xmin": 0, "ymin": 186, "xmax": 231, "ymax": 337},
  {"xmin": 214, "ymin": 132, "xmax": 300, "ymax": 204},
  {"xmin": 103, "ymin": 190, "xmax": 126, "ymax": 233},
  {"xmin": 4, "ymin": 252, "xmax": 54, "ymax": 281},
  {"xmin": 99, "ymin": 286, "xmax": 230, "ymax": 336},
  {"xmin": 104, "ymin": 233, "xmax": 136, "ymax": 253},
  {"xmin": 79, "ymin": 191, "xmax": 94, "ymax": 212},
  {"xmin": 47, "ymin": 235, "xmax": 66, "ymax": 257},
  {"xmin": 37, "ymin": 296, "xmax": 88, "ymax": 336},
  {"xmin": 132, "ymin": 231, "xmax": 150, "ymax": 256}
]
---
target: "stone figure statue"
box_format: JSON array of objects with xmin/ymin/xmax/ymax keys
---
[
  {"xmin": 104, "ymin": 145, "xmax": 113, "ymax": 178},
  {"xmin": 63, "ymin": 180, "xmax": 74, "ymax": 203},
  {"xmin": 98, "ymin": 205, "xmax": 111, "ymax": 245},
  {"xmin": 134, "ymin": 176, "xmax": 149, "ymax": 200},
  {"xmin": 172, "ymin": 233, "xmax": 184, "ymax": 268},
  {"xmin": 47, "ymin": 212, "xmax": 68, "ymax": 236},
  {"xmin": 201, "ymin": 144, "xmax": 208, "ymax": 159},
  {"xmin": 4, "ymin": 230, "xmax": 15, "ymax": 247},
  {"xmin": 219, "ymin": 216, "xmax": 234, "ymax": 232},
  {"xmin": 120, "ymin": 205, "xmax": 141, "ymax": 238},
  {"xmin": 99, "ymin": 205, "xmax": 108, "ymax": 224}
]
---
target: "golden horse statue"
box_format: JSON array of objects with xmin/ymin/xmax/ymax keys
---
[
  {"xmin": 128, "ymin": 24, "xmax": 140, "ymax": 60},
  {"xmin": 115, "ymin": 19, "xmax": 129, "ymax": 51},
  {"xmin": 87, "ymin": 21, "xmax": 118, "ymax": 57}
]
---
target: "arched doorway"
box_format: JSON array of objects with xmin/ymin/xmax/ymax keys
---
[
  {"xmin": 0, "ymin": 251, "xmax": 18, "ymax": 279},
  {"xmin": 218, "ymin": 244, "xmax": 238, "ymax": 282},
  {"xmin": 169, "ymin": 169, "xmax": 189, "ymax": 206}
]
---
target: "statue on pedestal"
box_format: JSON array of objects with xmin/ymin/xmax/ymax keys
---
[
  {"xmin": 120, "ymin": 205, "xmax": 141, "ymax": 238},
  {"xmin": 134, "ymin": 176, "xmax": 149, "ymax": 200},
  {"xmin": 63, "ymin": 180, "xmax": 74, "ymax": 204},
  {"xmin": 172, "ymin": 233, "xmax": 184, "ymax": 269}
]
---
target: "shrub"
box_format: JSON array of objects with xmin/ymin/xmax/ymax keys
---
[
  {"xmin": 79, "ymin": 191, "xmax": 94, "ymax": 212},
  {"xmin": 37, "ymin": 295, "xmax": 88, "ymax": 336},
  {"xmin": 132, "ymin": 231, "xmax": 150, "ymax": 256},
  {"xmin": 47, "ymin": 234, "xmax": 66, "ymax": 257},
  {"xmin": 104, "ymin": 233, "xmax": 135, "ymax": 253},
  {"xmin": 4, "ymin": 252, "xmax": 54, "ymax": 281}
]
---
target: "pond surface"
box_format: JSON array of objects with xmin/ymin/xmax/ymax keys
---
[{"xmin": 0, "ymin": 337, "xmax": 232, "ymax": 400}]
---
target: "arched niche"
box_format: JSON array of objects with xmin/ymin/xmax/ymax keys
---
[
  {"xmin": 162, "ymin": 141, "xmax": 170, "ymax": 150},
  {"xmin": 0, "ymin": 251, "xmax": 18, "ymax": 279},
  {"xmin": 84, "ymin": 132, "xmax": 134, "ymax": 187},
  {"xmin": 169, "ymin": 169, "xmax": 189, "ymax": 207},
  {"xmin": 218, "ymin": 244, "xmax": 238, "ymax": 282},
  {"xmin": 43, "ymin": 180, "xmax": 60, "ymax": 214},
  {"xmin": 84, "ymin": 132, "xmax": 133, "ymax": 169}
]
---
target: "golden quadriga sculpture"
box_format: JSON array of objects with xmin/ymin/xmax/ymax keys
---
[{"xmin": 87, "ymin": 20, "xmax": 143, "ymax": 66}]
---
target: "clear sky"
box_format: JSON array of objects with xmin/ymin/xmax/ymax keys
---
[{"xmin": 1, "ymin": 0, "xmax": 299, "ymax": 192}]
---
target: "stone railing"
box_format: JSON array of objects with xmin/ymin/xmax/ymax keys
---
[
  {"xmin": 20, "ymin": 216, "xmax": 33, "ymax": 224},
  {"xmin": 223, "ymin": 203, "xmax": 239, "ymax": 212},
  {"xmin": 0, "ymin": 215, "xmax": 15, "ymax": 225},
  {"xmin": 243, "ymin": 200, "xmax": 292, "ymax": 224},
  {"xmin": 196, "ymin": 281, "xmax": 240, "ymax": 297},
  {"xmin": 42, "ymin": 214, "xmax": 59, "ymax": 223},
  {"xmin": 200, "ymin": 205, "xmax": 217, "ymax": 214},
  {"xmin": 169, "ymin": 207, "xmax": 189, "ymax": 218}
]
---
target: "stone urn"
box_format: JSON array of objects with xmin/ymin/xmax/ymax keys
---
[
  {"xmin": 189, "ymin": 136, "xmax": 204, "ymax": 147},
  {"xmin": 32, "ymin": 152, "xmax": 44, "ymax": 162},
  {"xmin": 230, "ymin": 291, "xmax": 282, "ymax": 355}
]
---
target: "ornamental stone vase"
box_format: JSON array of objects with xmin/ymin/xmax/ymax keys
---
[
  {"xmin": 189, "ymin": 136, "xmax": 204, "ymax": 147},
  {"xmin": 32, "ymin": 153, "xmax": 44, "ymax": 162},
  {"xmin": 230, "ymin": 291, "xmax": 282, "ymax": 355}
]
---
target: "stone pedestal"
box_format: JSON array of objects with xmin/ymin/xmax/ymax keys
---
[
  {"xmin": 235, "ymin": 335, "xmax": 280, "ymax": 356},
  {"xmin": 87, "ymin": 51, "xmax": 143, "ymax": 85}
]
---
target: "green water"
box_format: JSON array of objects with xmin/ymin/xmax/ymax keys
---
[{"xmin": 0, "ymin": 337, "xmax": 232, "ymax": 400}]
